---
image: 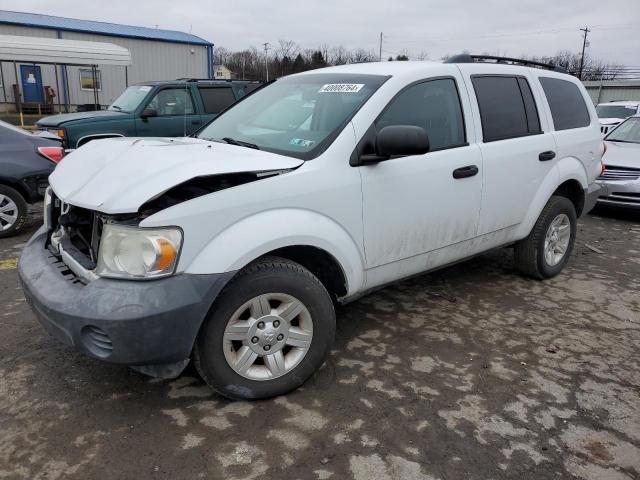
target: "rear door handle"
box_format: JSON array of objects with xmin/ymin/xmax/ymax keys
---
[
  {"xmin": 452, "ymin": 165, "xmax": 479, "ymax": 179},
  {"xmin": 539, "ymin": 151, "xmax": 556, "ymax": 161}
]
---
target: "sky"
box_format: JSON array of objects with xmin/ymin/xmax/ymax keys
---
[{"xmin": 2, "ymin": 0, "xmax": 639, "ymax": 66}]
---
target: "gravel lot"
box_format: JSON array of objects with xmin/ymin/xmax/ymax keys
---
[{"xmin": 1, "ymin": 205, "xmax": 639, "ymax": 480}]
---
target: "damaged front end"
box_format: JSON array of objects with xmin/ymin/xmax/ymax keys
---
[{"xmin": 44, "ymin": 168, "xmax": 294, "ymax": 283}]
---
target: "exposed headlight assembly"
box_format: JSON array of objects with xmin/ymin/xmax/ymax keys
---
[{"xmin": 96, "ymin": 224, "xmax": 182, "ymax": 279}]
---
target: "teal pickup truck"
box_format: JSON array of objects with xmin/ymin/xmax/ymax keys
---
[{"xmin": 36, "ymin": 79, "xmax": 261, "ymax": 150}]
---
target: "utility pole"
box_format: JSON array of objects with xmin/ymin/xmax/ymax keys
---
[
  {"xmin": 263, "ymin": 42, "xmax": 270, "ymax": 82},
  {"xmin": 579, "ymin": 26, "xmax": 590, "ymax": 80},
  {"xmin": 379, "ymin": 32, "xmax": 383, "ymax": 62}
]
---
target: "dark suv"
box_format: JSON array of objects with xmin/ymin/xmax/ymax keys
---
[{"xmin": 36, "ymin": 79, "xmax": 261, "ymax": 149}]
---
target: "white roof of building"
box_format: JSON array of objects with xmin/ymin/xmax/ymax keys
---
[{"xmin": 0, "ymin": 34, "xmax": 131, "ymax": 66}]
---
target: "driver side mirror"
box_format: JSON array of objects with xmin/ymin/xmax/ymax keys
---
[
  {"xmin": 140, "ymin": 107, "xmax": 157, "ymax": 119},
  {"xmin": 359, "ymin": 125, "xmax": 429, "ymax": 165}
]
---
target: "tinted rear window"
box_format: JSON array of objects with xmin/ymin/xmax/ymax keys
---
[
  {"xmin": 199, "ymin": 87, "xmax": 236, "ymax": 114},
  {"xmin": 539, "ymin": 77, "xmax": 591, "ymax": 130},
  {"xmin": 472, "ymin": 76, "xmax": 541, "ymax": 142}
]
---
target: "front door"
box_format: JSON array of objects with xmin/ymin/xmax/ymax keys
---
[
  {"xmin": 359, "ymin": 77, "xmax": 483, "ymax": 269},
  {"xmin": 135, "ymin": 87, "xmax": 202, "ymax": 137},
  {"xmin": 20, "ymin": 65, "xmax": 43, "ymax": 103}
]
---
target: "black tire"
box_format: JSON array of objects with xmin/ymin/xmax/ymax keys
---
[
  {"xmin": 514, "ymin": 195, "xmax": 577, "ymax": 280},
  {"xmin": 0, "ymin": 185, "xmax": 28, "ymax": 239},
  {"xmin": 193, "ymin": 256, "xmax": 336, "ymax": 400}
]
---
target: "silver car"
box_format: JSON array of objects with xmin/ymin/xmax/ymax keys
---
[{"xmin": 597, "ymin": 115, "xmax": 640, "ymax": 209}]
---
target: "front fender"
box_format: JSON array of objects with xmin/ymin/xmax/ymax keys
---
[
  {"xmin": 184, "ymin": 208, "xmax": 366, "ymax": 296},
  {"xmin": 514, "ymin": 156, "xmax": 588, "ymax": 240}
]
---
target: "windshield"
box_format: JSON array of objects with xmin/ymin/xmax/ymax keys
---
[
  {"xmin": 596, "ymin": 104, "xmax": 638, "ymax": 119},
  {"xmin": 108, "ymin": 85, "xmax": 153, "ymax": 112},
  {"xmin": 606, "ymin": 117, "xmax": 640, "ymax": 143},
  {"xmin": 197, "ymin": 73, "xmax": 388, "ymax": 160}
]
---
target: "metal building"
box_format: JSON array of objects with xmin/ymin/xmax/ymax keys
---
[
  {"xmin": 0, "ymin": 10, "xmax": 213, "ymax": 112},
  {"xmin": 583, "ymin": 80, "xmax": 640, "ymax": 105}
]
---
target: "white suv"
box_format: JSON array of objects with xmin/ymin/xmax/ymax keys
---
[
  {"xmin": 596, "ymin": 100, "xmax": 640, "ymax": 135},
  {"xmin": 20, "ymin": 55, "xmax": 605, "ymax": 399}
]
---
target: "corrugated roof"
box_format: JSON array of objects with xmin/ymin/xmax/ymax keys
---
[{"xmin": 0, "ymin": 10, "xmax": 212, "ymax": 46}]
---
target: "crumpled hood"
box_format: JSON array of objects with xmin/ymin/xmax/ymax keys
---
[
  {"xmin": 603, "ymin": 140, "xmax": 640, "ymax": 169},
  {"xmin": 50, "ymin": 137, "xmax": 303, "ymax": 214}
]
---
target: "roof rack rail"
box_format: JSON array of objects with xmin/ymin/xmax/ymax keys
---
[
  {"xmin": 174, "ymin": 78, "xmax": 261, "ymax": 82},
  {"xmin": 445, "ymin": 54, "xmax": 567, "ymax": 73}
]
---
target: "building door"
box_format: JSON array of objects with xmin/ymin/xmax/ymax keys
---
[{"xmin": 20, "ymin": 65, "xmax": 44, "ymax": 103}]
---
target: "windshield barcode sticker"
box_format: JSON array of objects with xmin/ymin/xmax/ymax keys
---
[{"xmin": 318, "ymin": 83, "xmax": 365, "ymax": 93}]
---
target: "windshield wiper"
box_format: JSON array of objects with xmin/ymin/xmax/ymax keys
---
[
  {"xmin": 221, "ymin": 137, "xmax": 260, "ymax": 150},
  {"xmin": 109, "ymin": 105, "xmax": 127, "ymax": 112}
]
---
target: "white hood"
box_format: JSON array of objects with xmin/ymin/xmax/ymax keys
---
[
  {"xmin": 599, "ymin": 118, "xmax": 624, "ymax": 126},
  {"xmin": 50, "ymin": 137, "xmax": 303, "ymax": 214},
  {"xmin": 603, "ymin": 140, "xmax": 640, "ymax": 169}
]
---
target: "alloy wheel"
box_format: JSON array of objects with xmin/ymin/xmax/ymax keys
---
[{"xmin": 222, "ymin": 293, "xmax": 314, "ymax": 381}]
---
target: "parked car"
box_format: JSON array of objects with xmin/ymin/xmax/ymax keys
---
[
  {"xmin": 0, "ymin": 120, "xmax": 63, "ymax": 238},
  {"xmin": 36, "ymin": 79, "xmax": 261, "ymax": 150},
  {"xmin": 596, "ymin": 114, "xmax": 640, "ymax": 209},
  {"xmin": 20, "ymin": 55, "xmax": 605, "ymax": 399},
  {"xmin": 596, "ymin": 101, "xmax": 640, "ymax": 136}
]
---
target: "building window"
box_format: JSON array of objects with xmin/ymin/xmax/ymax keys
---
[{"xmin": 79, "ymin": 68, "xmax": 102, "ymax": 91}]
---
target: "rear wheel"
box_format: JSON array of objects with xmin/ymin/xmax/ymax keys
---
[
  {"xmin": 514, "ymin": 195, "xmax": 577, "ymax": 279},
  {"xmin": 194, "ymin": 257, "xmax": 335, "ymax": 400},
  {"xmin": 0, "ymin": 185, "xmax": 28, "ymax": 238}
]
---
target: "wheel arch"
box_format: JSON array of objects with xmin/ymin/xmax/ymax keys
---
[
  {"xmin": 182, "ymin": 208, "xmax": 366, "ymax": 297},
  {"xmin": 515, "ymin": 158, "xmax": 588, "ymax": 239},
  {"xmin": 0, "ymin": 178, "xmax": 30, "ymax": 203}
]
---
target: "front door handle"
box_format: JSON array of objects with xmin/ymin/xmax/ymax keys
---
[
  {"xmin": 452, "ymin": 165, "xmax": 479, "ymax": 179},
  {"xmin": 539, "ymin": 151, "xmax": 556, "ymax": 161}
]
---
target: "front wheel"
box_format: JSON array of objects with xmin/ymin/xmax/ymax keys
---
[
  {"xmin": 193, "ymin": 257, "xmax": 336, "ymax": 400},
  {"xmin": 514, "ymin": 195, "xmax": 577, "ymax": 279}
]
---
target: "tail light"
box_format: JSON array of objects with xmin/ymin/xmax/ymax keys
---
[
  {"xmin": 37, "ymin": 146, "xmax": 65, "ymax": 164},
  {"xmin": 600, "ymin": 142, "xmax": 607, "ymax": 175}
]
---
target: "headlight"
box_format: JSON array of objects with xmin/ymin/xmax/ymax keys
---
[{"xmin": 96, "ymin": 224, "xmax": 182, "ymax": 279}]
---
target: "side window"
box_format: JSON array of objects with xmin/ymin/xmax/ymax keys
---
[
  {"xmin": 199, "ymin": 87, "xmax": 236, "ymax": 114},
  {"xmin": 539, "ymin": 77, "xmax": 591, "ymax": 130},
  {"xmin": 147, "ymin": 88, "xmax": 195, "ymax": 116},
  {"xmin": 376, "ymin": 78, "xmax": 466, "ymax": 151},
  {"xmin": 472, "ymin": 76, "xmax": 541, "ymax": 142}
]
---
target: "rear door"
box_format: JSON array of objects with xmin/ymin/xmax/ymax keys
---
[
  {"xmin": 135, "ymin": 86, "xmax": 201, "ymax": 137},
  {"xmin": 460, "ymin": 67, "xmax": 557, "ymax": 235},
  {"xmin": 197, "ymin": 85, "xmax": 237, "ymax": 124},
  {"xmin": 537, "ymin": 75, "xmax": 602, "ymax": 184}
]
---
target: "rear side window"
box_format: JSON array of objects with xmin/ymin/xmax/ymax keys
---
[
  {"xmin": 539, "ymin": 77, "xmax": 591, "ymax": 130},
  {"xmin": 199, "ymin": 87, "xmax": 236, "ymax": 114},
  {"xmin": 472, "ymin": 76, "xmax": 541, "ymax": 142},
  {"xmin": 376, "ymin": 78, "xmax": 466, "ymax": 151}
]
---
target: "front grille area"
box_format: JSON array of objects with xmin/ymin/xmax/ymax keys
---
[
  {"xmin": 599, "ymin": 192, "xmax": 640, "ymax": 205},
  {"xmin": 49, "ymin": 192, "xmax": 102, "ymax": 270},
  {"xmin": 47, "ymin": 251, "xmax": 87, "ymax": 285},
  {"xmin": 598, "ymin": 165, "xmax": 640, "ymax": 181}
]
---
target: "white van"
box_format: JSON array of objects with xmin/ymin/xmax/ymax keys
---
[{"xmin": 20, "ymin": 55, "xmax": 605, "ymax": 399}]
